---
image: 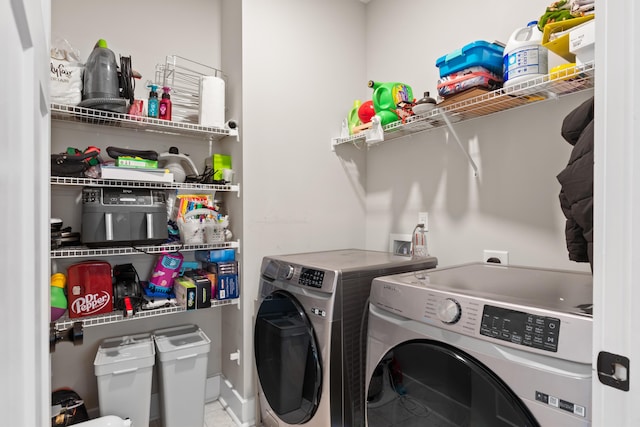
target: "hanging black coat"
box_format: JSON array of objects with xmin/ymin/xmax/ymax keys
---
[{"xmin": 556, "ymin": 97, "xmax": 594, "ymax": 268}]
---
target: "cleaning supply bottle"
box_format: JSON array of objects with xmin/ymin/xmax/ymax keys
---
[
  {"xmin": 503, "ymin": 21, "xmax": 548, "ymax": 88},
  {"xmin": 147, "ymin": 84, "xmax": 159, "ymax": 118},
  {"xmin": 159, "ymin": 87, "xmax": 172, "ymax": 120},
  {"xmin": 368, "ymin": 80, "xmax": 414, "ymax": 126},
  {"xmin": 411, "ymin": 223, "xmax": 428, "ymax": 258},
  {"xmin": 347, "ymin": 100, "xmax": 362, "ymax": 134},
  {"xmin": 50, "ymin": 273, "xmax": 68, "ymax": 321}
]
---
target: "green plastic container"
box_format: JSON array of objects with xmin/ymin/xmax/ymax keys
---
[
  {"xmin": 347, "ymin": 100, "xmax": 362, "ymax": 134},
  {"xmin": 368, "ymin": 80, "xmax": 414, "ymax": 126}
]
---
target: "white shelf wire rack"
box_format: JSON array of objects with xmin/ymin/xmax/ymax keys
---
[
  {"xmin": 332, "ymin": 61, "xmax": 595, "ymax": 149},
  {"xmin": 156, "ymin": 55, "xmax": 226, "ymax": 124},
  {"xmin": 50, "ymin": 176, "xmax": 240, "ymax": 193},
  {"xmin": 50, "ymin": 103, "xmax": 237, "ymax": 140},
  {"xmin": 50, "ymin": 241, "xmax": 240, "ymax": 259},
  {"xmin": 53, "ymin": 298, "xmax": 239, "ymax": 330}
]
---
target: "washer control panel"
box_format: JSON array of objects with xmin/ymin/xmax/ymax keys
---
[
  {"xmin": 480, "ymin": 305, "xmax": 561, "ymax": 353},
  {"xmin": 298, "ymin": 267, "xmax": 325, "ymax": 288}
]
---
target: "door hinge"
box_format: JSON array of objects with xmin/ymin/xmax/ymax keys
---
[{"xmin": 597, "ymin": 351, "xmax": 630, "ymax": 391}]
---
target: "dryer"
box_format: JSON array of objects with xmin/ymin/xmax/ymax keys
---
[
  {"xmin": 254, "ymin": 249, "xmax": 437, "ymax": 427},
  {"xmin": 365, "ymin": 262, "xmax": 593, "ymax": 427}
]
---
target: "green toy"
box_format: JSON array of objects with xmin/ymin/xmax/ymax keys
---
[{"xmin": 368, "ymin": 80, "xmax": 414, "ymax": 126}]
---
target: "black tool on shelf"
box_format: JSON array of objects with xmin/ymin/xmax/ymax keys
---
[
  {"xmin": 50, "ymin": 322, "xmax": 83, "ymax": 352},
  {"xmin": 113, "ymin": 263, "xmax": 145, "ymax": 318}
]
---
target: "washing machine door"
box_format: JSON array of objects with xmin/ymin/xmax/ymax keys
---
[
  {"xmin": 367, "ymin": 340, "xmax": 539, "ymax": 427},
  {"xmin": 255, "ymin": 290, "xmax": 322, "ymax": 424}
]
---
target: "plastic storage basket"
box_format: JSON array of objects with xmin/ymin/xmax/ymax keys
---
[
  {"xmin": 435, "ymin": 41, "xmax": 505, "ymax": 78},
  {"xmin": 153, "ymin": 324, "xmax": 211, "ymax": 427},
  {"xmin": 94, "ymin": 333, "xmax": 155, "ymax": 427}
]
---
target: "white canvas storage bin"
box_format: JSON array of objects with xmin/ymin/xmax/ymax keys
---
[
  {"xmin": 93, "ymin": 333, "xmax": 155, "ymax": 427},
  {"xmin": 153, "ymin": 324, "xmax": 211, "ymax": 427}
]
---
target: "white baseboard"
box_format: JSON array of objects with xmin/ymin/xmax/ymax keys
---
[{"xmin": 219, "ymin": 376, "xmax": 256, "ymax": 427}]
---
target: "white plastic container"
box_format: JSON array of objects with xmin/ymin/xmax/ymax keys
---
[
  {"xmin": 94, "ymin": 334, "xmax": 155, "ymax": 427},
  {"xmin": 503, "ymin": 21, "xmax": 549, "ymax": 88},
  {"xmin": 153, "ymin": 324, "xmax": 211, "ymax": 427},
  {"xmin": 570, "ymin": 19, "xmax": 595, "ymax": 65},
  {"xmin": 74, "ymin": 415, "xmax": 132, "ymax": 427}
]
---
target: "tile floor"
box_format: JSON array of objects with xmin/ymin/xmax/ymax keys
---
[
  {"xmin": 204, "ymin": 400, "xmax": 238, "ymax": 427},
  {"xmin": 149, "ymin": 400, "xmax": 237, "ymax": 427}
]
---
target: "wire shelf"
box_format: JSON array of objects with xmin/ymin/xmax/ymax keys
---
[
  {"xmin": 157, "ymin": 55, "xmax": 226, "ymax": 124},
  {"xmin": 50, "ymin": 103, "xmax": 237, "ymax": 140},
  {"xmin": 51, "ymin": 241, "xmax": 239, "ymax": 259},
  {"xmin": 53, "ymin": 298, "xmax": 239, "ymax": 330},
  {"xmin": 332, "ymin": 61, "xmax": 595, "ymax": 148},
  {"xmin": 50, "ymin": 176, "xmax": 239, "ymax": 192}
]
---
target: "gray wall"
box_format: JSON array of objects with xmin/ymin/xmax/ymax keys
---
[
  {"xmin": 361, "ymin": 0, "xmax": 592, "ymax": 272},
  {"xmin": 241, "ymin": 0, "xmax": 369, "ymax": 397}
]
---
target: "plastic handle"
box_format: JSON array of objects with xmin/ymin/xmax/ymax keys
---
[
  {"xmin": 176, "ymin": 353, "xmax": 198, "ymax": 360},
  {"xmin": 183, "ymin": 208, "xmax": 215, "ymax": 219},
  {"xmin": 112, "ymin": 367, "xmax": 138, "ymax": 375},
  {"xmin": 146, "ymin": 213, "xmax": 154, "ymax": 238},
  {"xmin": 158, "ymin": 152, "xmax": 199, "ymax": 176},
  {"xmin": 105, "ymin": 213, "xmax": 113, "ymax": 241}
]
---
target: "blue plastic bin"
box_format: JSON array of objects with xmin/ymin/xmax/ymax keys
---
[{"xmin": 435, "ymin": 41, "xmax": 505, "ymax": 78}]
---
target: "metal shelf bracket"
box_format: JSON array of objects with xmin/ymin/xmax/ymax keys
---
[{"xmin": 438, "ymin": 108, "xmax": 479, "ymax": 177}]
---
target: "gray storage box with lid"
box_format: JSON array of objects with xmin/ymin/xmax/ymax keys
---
[
  {"xmin": 93, "ymin": 333, "xmax": 155, "ymax": 427},
  {"xmin": 153, "ymin": 324, "xmax": 211, "ymax": 427}
]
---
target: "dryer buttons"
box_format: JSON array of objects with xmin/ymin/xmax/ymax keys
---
[
  {"xmin": 311, "ymin": 307, "xmax": 326, "ymax": 317},
  {"xmin": 436, "ymin": 298, "xmax": 461, "ymax": 324}
]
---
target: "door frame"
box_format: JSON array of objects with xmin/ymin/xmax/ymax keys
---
[
  {"xmin": 593, "ymin": 0, "xmax": 640, "ymax": 424},
  {"xmin": 1, "ymin": 0, "xmax": 51, "ymax": 424}
]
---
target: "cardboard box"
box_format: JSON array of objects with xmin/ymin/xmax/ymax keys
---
[
  {"xmin": 173, "ymin": 277, "xmax": 196, "ymax": 310},
  {"xmin": 212, "ymin": 154, "xmax": 232, "ymax": 181},
  {"xmin": 205, "ymin": 261, "xmax": 239, "ymax": 300},
  {"xmin": 115, "ymin": 157, "xmax": 158, "ymax": 169},
  {"xmin": 208, "ymin": 260, "xmax": 239, "ymax": 275},
  {"xmin": 195, "ymin": 249, "xmax": 236, "ymax": 263},
  {"xmin": 218, "ymin": 274, "xmax": 239, "ymax": 300},
  {"xmin": 189, "ymin": 273, "xmax": 212, "ymax": 309},
  {"xmin": 199, "ymin": 269, "xmax": 217, "ymax": 300}
]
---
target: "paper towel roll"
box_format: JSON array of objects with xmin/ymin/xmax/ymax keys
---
[{"xmin": 199, "ymin": 75, "xmax": 225, "ymax": 127}]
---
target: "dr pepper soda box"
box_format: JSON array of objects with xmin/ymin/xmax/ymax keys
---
[{"xmin": 66, "ymin": 261, "xmax": 113, "ymax": 318}]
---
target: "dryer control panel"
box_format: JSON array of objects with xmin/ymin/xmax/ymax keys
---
[
  {"xmin": 480, "ymin": 305, "xmax": 561, "ymax": 353},
  {"xmin": 299, "ymin": 268, "xmax": 325, "ymax": 288}
]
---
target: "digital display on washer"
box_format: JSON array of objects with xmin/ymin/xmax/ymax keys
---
[
  {"xmin": 480, "ymin": 305, "xmax": 560, "ymax": 352},
  {"xmin": 299, "ymin": 268, "xmax": 324, "ymax": 288}
]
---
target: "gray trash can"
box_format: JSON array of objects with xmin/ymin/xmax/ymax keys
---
[
  {"xmin": 153, "ymin": 324, "xmax": 211, "ymax": 427},
  {"xmin": 94, "ymin": 333, "xmax": 155, "ymax": 427}
]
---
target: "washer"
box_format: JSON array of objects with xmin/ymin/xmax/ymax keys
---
[
  {"xmin": 365, "ymin": 262, "xmax": 593, "ymax": 427},
  {"xmin": 254, "ymin": 249, "xmax": 438, "ymax": 427}
]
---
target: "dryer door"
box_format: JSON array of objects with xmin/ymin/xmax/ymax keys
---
[
  {"xmin": 367, "ymin": 340, "xmax": 540, "ymax": 427},
  {"xmin": 255, "ymin": 290, "xmax": 322, "ymax": 424}
]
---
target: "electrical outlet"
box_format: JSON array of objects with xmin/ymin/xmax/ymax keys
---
[
  {"xmin": 483, "ymin": 250, "xmax": 509, "ymax": 265},
  {"xmin": 418, "ymin": 212, "xmax": 429, "ymax": 230}
]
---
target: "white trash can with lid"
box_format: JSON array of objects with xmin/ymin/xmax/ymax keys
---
[
  {"xmin": 93, "ymin": 333, "xmax": 155, "ymax": 427},
  {"xmin": 153, "ymin": 324, "xmax": 211, "ymax": 427}
]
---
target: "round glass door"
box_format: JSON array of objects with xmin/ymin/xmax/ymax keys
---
[
  {"xmin": 367, "ymin": 340, "xmax": 539, "ymax": 427},
  {"xmin": 254, "ymin": 290, "xmax": 322, "ymax": 424}
]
